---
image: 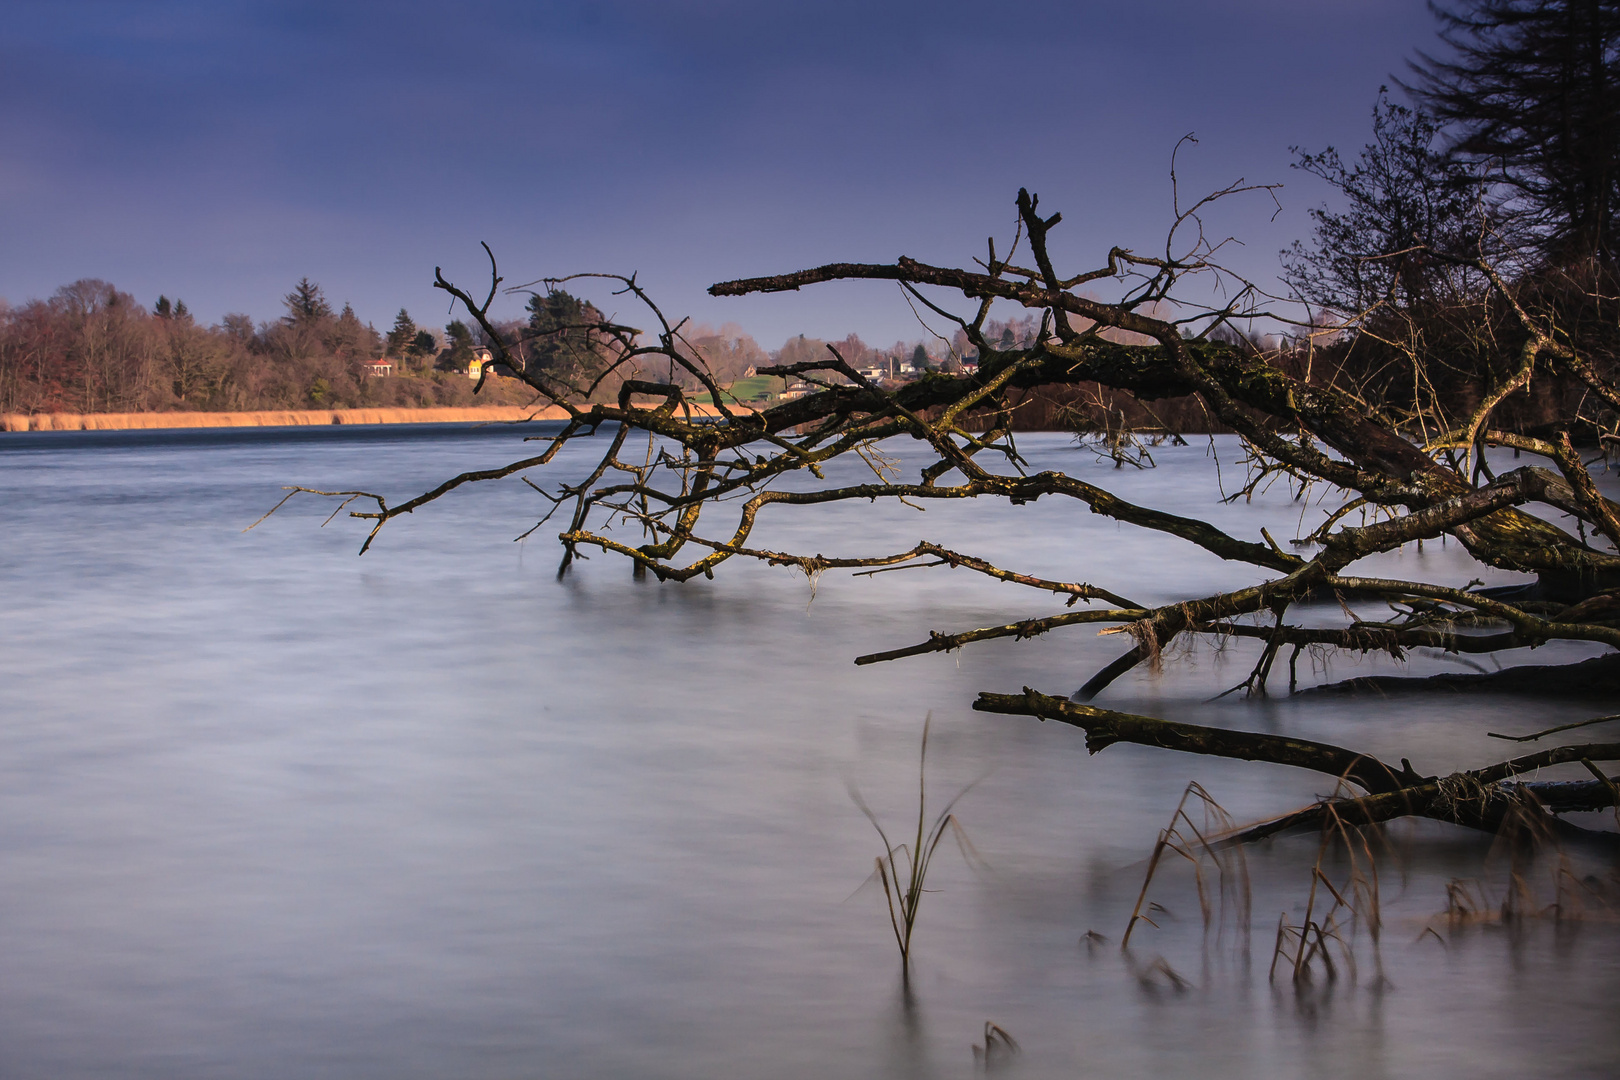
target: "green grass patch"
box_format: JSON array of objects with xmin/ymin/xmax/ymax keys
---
[{"xmin": 692, "ymin": 374, "xmax": 782, "ymax": 404}]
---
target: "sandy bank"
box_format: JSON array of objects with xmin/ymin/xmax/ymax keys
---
[{"xmin": 0, "ymin": 403, "xmax": 737, "ymax": 433}]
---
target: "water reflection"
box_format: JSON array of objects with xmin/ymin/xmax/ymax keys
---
[{"xmin": 0, "ymin": 426, "xmax": 1615, "ymax": 1078}]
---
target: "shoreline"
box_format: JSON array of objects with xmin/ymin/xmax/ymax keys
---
[{"xmin": 0, "ymin": 404, "xmax": 741, "ymax": 433}]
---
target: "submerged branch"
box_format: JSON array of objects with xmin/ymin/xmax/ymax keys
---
[
  {"xmin": 972, "ymin": 688, "xmax": 1424, "ymax": 794},
  {"xmin": 976, "ymin": 688, "xmax": 1620, "ymax": 843}
]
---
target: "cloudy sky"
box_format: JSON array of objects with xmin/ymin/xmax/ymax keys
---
[{"xmin": 2, "ymin": 0, "xmax": 1439, "ymax": 346}]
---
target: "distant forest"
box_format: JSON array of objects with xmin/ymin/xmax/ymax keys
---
[{"xmin": 0, "ymin": 275, "xmax": 984, "ymax": 416}]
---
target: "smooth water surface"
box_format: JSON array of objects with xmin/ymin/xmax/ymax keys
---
[{"xmin": 1, "ymin": 425, "xmax": 1616, "ymax": 1079}]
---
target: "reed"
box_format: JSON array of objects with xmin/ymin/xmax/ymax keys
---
[
  {"xmin": 850, "ymin": 716, "xmax": 984, "ymax": 980},
  {"xmin": 1269, "ymin": 798, "xmax": 1385, "ymax": 986},
  {"xmin": 1124, "ymin": 951, "xmax": 1193, "ymax": 994},
  {"xmin": 1124, "ymin": 778, "xmax": 1393, "ymax": 987},
  {"xmin": 971, "ymin": 1021, "xmax": 1020, "ymax": 1072},
  {"xmin": 1427, "ymin": 786, "xmax": 1620, "ymax": 936},
  {"xmin": 1122, "ymin": 781, "xmax": 1250, "ymax": 951}
]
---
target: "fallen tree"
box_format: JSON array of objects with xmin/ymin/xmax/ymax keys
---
[{"xmin": 264, "ymin": 178, "xmax": 1620, "ymax": 844}]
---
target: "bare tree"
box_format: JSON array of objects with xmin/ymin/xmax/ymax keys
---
[{"xmin": 271, "ymin": 175, "xmax": 1620, "ymax": 846}]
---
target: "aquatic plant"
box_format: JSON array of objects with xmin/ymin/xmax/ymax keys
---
[
  {"xmin": 849, "ymin": 716, "xmax": 983, "ymax": 980},
  {"xmin": 1123, "ymin": 781, "xmax": 1251, "ymax": 951},
  {"xmin": 1425, "ymin": 787, "xmax": 1620, "ymax": 938},
  {"xmin": 971, "ymin": 1021, "xmax": 1020, "ymax": 1072},
  {"xmin": 1268, "ymin": 799, "xmax": 1385, "ymax": 986},
  {"xmin": 1121, "ymin": 777, "xmax": 1391, "ymax": 988}
]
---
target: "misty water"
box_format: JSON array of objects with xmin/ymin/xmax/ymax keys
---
[{"xmin": 1, "ymin": 424, "xmax": 1617, "ymax": 1079}]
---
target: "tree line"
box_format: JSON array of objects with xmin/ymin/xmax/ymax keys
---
[
  {"xmin": 0, "ymin": 278, "xmax": 434, "ymax": 415},
  {"xmin": 0, "ymin": 272, "xmax": 971, "ymax": 416}
]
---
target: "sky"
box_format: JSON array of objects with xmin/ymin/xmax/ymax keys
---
[{"xmin": 1, "ymin": 0, "xmax": 1442, "ymax": 348}]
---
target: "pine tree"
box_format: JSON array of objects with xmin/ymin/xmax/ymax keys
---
[
  {"xmin": 523, "ymin": 289, "xmax": 601, "ymax": 381},
  {"xmin": 386, "ymin": 308, "xmax": 417, "ymax": 357},
  {"xmin": 443, "ymin": 319, "xmax": 474, "ymax": 370},
  {"xmin": 329, "ymin": 302, "xmax": 367, "ymax": 359},
  {"xmin": 1408, "ymin": 0, "xmax": 1620, "ymax": 263},
  {"xmin": 408, "ymin": 329, "xmax": 437, "ymax": 359},
  {"xmin": 282, "ymin": 277, "xmax": 333, "ymax": 324}
]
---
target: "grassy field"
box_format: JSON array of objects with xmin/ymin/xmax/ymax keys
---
[{"xmin": 692, "ymin": 374, "xmax": 782, "ymax": 404}]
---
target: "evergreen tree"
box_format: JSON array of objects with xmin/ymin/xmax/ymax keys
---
[
  {"xmin": 1408, "ymin": 0, "xmax": 1620, "ymax": 263},
  {"xmin": 282, "ymin": 277, "xmax": 333, "ymax": 324},
  {"xmin": 329, "ymin": 302, "xmax": 369, "ymax": 359},
  {"xmin": 523, "ymin": 289, "xmax": 600, "ymax": 382},
  {"xmin": 154, "ymin": 296, "xmax": 172, "ymax": 319},
  {"xmin": 408, "ymin": 329, "xmax": 437, "ymax": 359},
  {"xmin": 910, "ymin": 343, "xmax": 932, "ymax": 372},
  {"xmin": 442, "ymin": 319, "xmax": 474, "ymax": 370},
  {"xmin": 386, "ymin": 308, "xmax": 417, "ymax": 357}
]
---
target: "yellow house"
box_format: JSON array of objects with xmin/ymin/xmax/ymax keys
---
[{"xmin": 468, "ymin": 346, "xmax": 493, "ymax": 380}]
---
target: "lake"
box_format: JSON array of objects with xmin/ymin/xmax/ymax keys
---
[{"xmin": 1, "ymin": 423, "xmax": 1616, "ymax": 1079}]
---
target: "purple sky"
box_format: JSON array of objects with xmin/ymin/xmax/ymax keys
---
[{"xmin": 2, "ymin": 0, "xmax": 1439, "ymax": 347}]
